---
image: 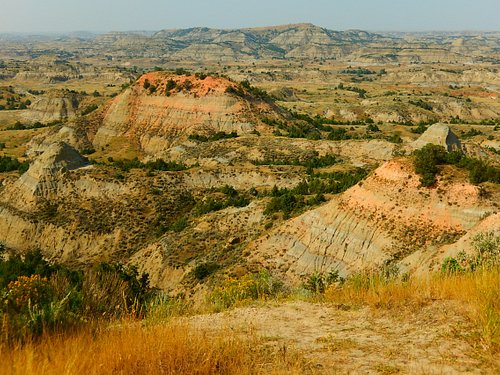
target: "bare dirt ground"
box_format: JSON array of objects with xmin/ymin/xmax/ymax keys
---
[{"xmin": 185, "ymin": 301, "xmax": 498, "ymax": 374}]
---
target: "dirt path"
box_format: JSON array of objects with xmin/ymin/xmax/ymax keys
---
[{"xmin": 185, "ymin": 301, "xmax": 498, "ymax": 374}]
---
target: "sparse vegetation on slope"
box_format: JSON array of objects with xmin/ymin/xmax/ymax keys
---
[
  {"xmin": 104, "ymin": 157, "xmax": 189, "ymax": 172},
  {"xmin": 413, "ymin": 144, "xmax": 500, "ymax": 186},
  {"xmin": 188, "ymin": 131, "xmax": 238, "ymax": 143},
  {"xmin": 264, "ymin": 168, "xmax": 368, "ymax": 218}
]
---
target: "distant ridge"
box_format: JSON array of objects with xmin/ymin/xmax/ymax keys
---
[{"xmin": 2, "ymin": 24, "xmax": 498, "ymax": 63}]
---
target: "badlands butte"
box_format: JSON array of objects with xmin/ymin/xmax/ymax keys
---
[{"xmin": 0, "ymin": 23, "xmax": 498, "ymax": 295}]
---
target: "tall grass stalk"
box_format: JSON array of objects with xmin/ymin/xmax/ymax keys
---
[{"xmin": 325, "ymin": 266, "xmax": 500, "ymax": 352}]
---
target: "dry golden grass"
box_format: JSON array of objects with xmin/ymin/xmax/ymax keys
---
[
  {"xmin": 0, "ymin": 322, "xmax": 306, "ymax": 375},
  {"xmin": 324, "ymin": 267, "xmax": 500, "ymax": 353}
]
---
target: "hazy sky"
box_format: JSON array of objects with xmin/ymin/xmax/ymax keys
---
[{"xmin": 0, "ymin": 0, "xmax": 499, "ymax": 33}]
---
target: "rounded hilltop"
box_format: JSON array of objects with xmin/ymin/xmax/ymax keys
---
[
  {"xmin": 136, "ymin": 71, "xmax": 239, "ymax": 97},
  {"xmin": 94, "ymin": 71, "xmax": 285, "ymax": 156}
]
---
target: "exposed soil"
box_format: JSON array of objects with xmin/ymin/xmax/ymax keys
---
[{"xmin": 185, "ymin": 301, "xmax": 499, "ymax": 374}]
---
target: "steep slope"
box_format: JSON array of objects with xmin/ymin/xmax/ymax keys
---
[
  {"xmin": 245, "ymin": 159, "xmax": 498, "ymax": 280},
  {"xmin": 94, "ymin": 72, "xmax": 283, "ymax": 155},
  {"xmin": 3, "ymin": 142, "xmax": 90, "ymax": 207},
  {"xmin": 22, "ymin": 92, "xmax": 79, "ymax": 124}
]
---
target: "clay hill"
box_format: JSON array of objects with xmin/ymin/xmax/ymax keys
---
[
  {"xmin": 245, "ymin": 158, "xmax": 498, "ymax": 281},
  {"xmin": 0, "ymin": 115, "xmax": 497, "ymax": 294},
  {"xmin": 93, "ymin": 72, "xmax": 285, "ymax": 156},
  {"xmin": 22, "ymin": 93, "xmax": 78, "ymax": 124}
]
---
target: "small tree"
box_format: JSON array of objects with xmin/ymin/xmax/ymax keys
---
[{"xmin": 413, "ymin": 144, "xmax": 447, "ymax": 187}]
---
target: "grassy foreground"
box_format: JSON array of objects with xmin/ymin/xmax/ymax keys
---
[
  {"xmin": 324, "ymin": 266, "xmax": 500, "ymax": 353},
  {"xmin": 0, "ymin": 267, "xmax": 498, "ymax": 374},
  {"xmin": 0, "ymin": 323, "xmax": 305, "ymax": 375}
]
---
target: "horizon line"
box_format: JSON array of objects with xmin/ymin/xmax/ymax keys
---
[{"xmin": 0, "ymin": 22, "xmax": 499, "ymax": 36}]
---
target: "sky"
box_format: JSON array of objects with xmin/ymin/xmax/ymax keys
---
[{"xmin": 0, "ymin": 0, "xmax": 499, "ymax": 33}]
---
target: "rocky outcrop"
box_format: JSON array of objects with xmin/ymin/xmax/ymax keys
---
[
  {"xmin": 411, "ymin": 123, "xmax": 462, "ymax": 151},
  {"xmin": 25, "ymin": 125, "xmax": 93, "ymax": 158},
  {"xmin": 5, "ymin": 142, "xmax": 89, "ymax": 206},
  {"xmin": 22, "ymin": 94, "xmax": 79, "ymax": 124}
]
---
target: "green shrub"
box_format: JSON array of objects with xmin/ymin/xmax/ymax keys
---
[
  {"xmin": 468, "ymin": 232, "xmax": 500, "ymax": 270},
  {"xmin": 327, "ymin": 128, "xmax": 352, "ymax": 141},
  {"xmin": 80, "ymin": 148, "xmax": 96, "ymax": 155},
  {"xmin": 441, "ymin": 257, "xmax": 463, "ymax": 274},
  {"xmin": 0, "ymin": 249, "xmax": 153, "ymax": 343},
  {"xmin": 210, "ymin": 131, "xmax": 238, "ymax": 141},
  {"xmin": 441, "ymin": 232, "xmax": 499, "ymax": 274},
  {"xmin": 304, "ymin": 270, "xmax": 342, "ymax": 294},
  {"xmin": 107, "ymin": 158, "xmax": 188, "ymax": 172},
  {"xmin": 194, "ymin": 186, "xmax": 250, "ymax": 215},
  {"xmin": 461, "ymin": 128, "xmax": 483, "ymax": 139},
  {"xmin": 413, "ymin": 145, "xmax": 499, "ymax": 186},
  {"xmin": 264, "ymin": 168, "xmax": 368, "ymax": 218},
  {"xmin": 0, "ymin": 156, "xmax": 29, "ymax": 174},
  {"xmin": 81, "ymin": 104, "xmax": 98, "ymax": 116},
  {"xmin": 218, "ymin": 185, "xmax": 238, "ymax": 197},
  {"xmin": 264, "ymin": 191, "xmax": 304, "ymax": 219},
  {"xmin": 169, "ymin": 217, "xmax": 189, "ymax": 233},
  {"xmin": 387, "ymin": 134, "xmax": 403, "ymax": 143},
  {"xmin": 192, "ymin": 262, "xmax": 219, "ymax": 281},
  {"xmin": 413, "ymin": 144, "xmax": 447, "ymax": 186},
  {"xmin": 409, "ymin": 99, "xmax": 433, "ymax": 111},
  {"xmin": 174, "ymin": 68, "xmax": 190, "ymax": 75},
  {"xmin": 367, "ymin": 124, "xmax": 380, "ymax": 132},
  {"xmin": 251, "ymin": 153, "xmax": 339, "ymax": 169},
  {"xmin": 165, "ymin": 79, "xmax": 177, "ymax": 91},
  {"xmin": 194, "ymin": 195, "xmax": 250, "ymax": 215}
]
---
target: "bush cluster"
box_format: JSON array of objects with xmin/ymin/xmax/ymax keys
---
[
  {"xmin": 251, "ymin": 153, "xmax": 339, "ymax": 170},
  {"xmin": 4, "ymin": 120, "xmax": 61, "ymax": 131},
  {"xmin": 413, "ymin": 144, "xmax": 500, "ymax": 187},
  {"xmin": 0, "ymin": 155, "xmax": 29, "ymax": 174},
  {"xmin": 441, "ymin": 232, "xmax": 499, "ymax": 274},
  {"xmin": 194, "ymin": 187, "xmax": 250, "ymax": 215},
  {"xmin": 304, "ymin": 270, "xmax": 342, "ymax": 294},
  {"xmin": 264, "ymin": 169, "xmax": 368, "ymax": 218},
  {"xmin": 409, "ymin": 99, "xmax": 433, "ymax": 111},
  {"xmin": 188, "ymin": 131, "xmax": 238, "ymax": 142},
  {"xmin": 262, "ymin": 112, "xmax": 376, "ymax": 140},
  {"xmin": 81, "ymin": 104, "xmax": 98, "ymax": 116},
  {"xmin": 0, "ymin": 247, "xmax": 152, "ymax": 344},
  {"xmin": 106, "ymin": 157, "xmax": 188, "ymax": 172}
]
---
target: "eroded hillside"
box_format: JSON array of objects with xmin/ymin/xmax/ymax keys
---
[{"xmin": 0, "ymin": 78, "xmax": 498, "ymax": 295}]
